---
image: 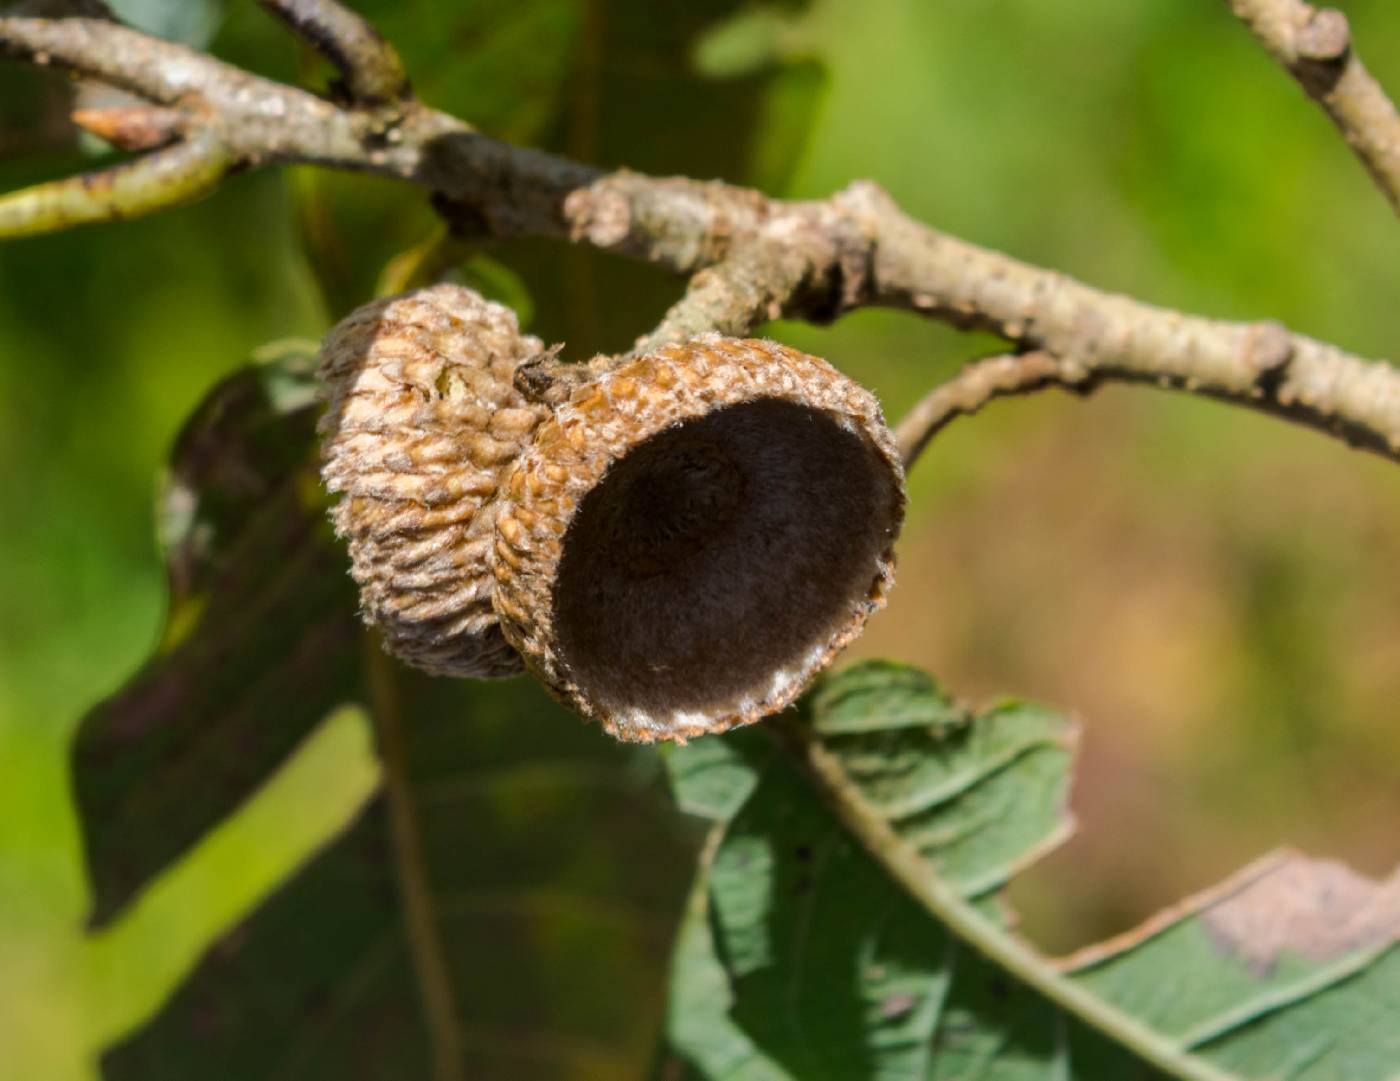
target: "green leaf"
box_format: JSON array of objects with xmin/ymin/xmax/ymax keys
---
[
  {"xmin": 110, "ymin": 0, "xmax": 224, "ymax": 48},
  {"xmin": 665, "ymin": 662, "xmax": 1082, "ymax": 1079},
  {"xmin": 72, "ymin": 342, "xmax": 361, "ymax": 928},
  {"xmin": 1066, "ymin": 851, "xmax": 1400, "ymax": 1080},
  {"xmin": 802, "ymin": 663, "xmax": 1075, "ymax": 917},
  {"xmin": 67, "ymin": 339, "xmax": 702, "ymax": 1075},
  {"xmin": 352, "ymin": 0, "xmax": 583, "ymax": 144},
  {"xmin": 457, "ymin": 254, "xmax": 536, "ymax": 328},
  {"xmin": 101, "ymin": 673, "xmax": 702, "ymax": 1080},
  {"xmin": 81, "ymin": 703, "xmax": 381, "ymax": 1047},
  {"xmin": 662, "ymin": 832, "xmax": 790, "ymax": 1081},
  {"xmin": 688, "ymin": 3, "xmax": 826, "ymax": 196},
  {"xmin": 746, "ymin": 59, "xmax": 826, "ymax": 197},
  {"xmin": 665, "ymin": 661, "xmax": 1400, "ymax": 1080},
  {"xmin": 275, "ymin": 0, "xmax": 582, "ymax": 312},
  {"xmin": 692, "ymin": 7, "xmax": 803, "ymax": 79}
]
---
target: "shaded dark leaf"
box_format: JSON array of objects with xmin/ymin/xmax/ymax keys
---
[
  {"xmin": 76, "ymin": 338, "xmax": 702, "ymax": 1076},
  {"xmin": 104, "ymin": 674, "xmax": 702, "ymax": 1081},
  {"xmin": 74, "ymin": 342, "xmax": 361, "ymax": 927}
]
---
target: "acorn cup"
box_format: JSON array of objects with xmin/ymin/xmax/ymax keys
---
[{"xmin": 318, "ymin": 284, "xmax": 906, "ymax": 743}]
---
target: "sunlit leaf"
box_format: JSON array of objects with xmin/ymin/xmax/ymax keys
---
[
  {"xmin": 1066, "ymin": 851, "xmax": 1400, "ymax": 1080},
  {"xmin": 666, "ymin": 662, "xmax": 1400, "ymax": 1079}
]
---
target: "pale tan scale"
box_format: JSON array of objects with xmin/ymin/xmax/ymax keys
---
[
  {"xmin": 369, "ymin": 495, "xmax": 491, "ymax": 536},
  {"xmin": 491, "ymin": 408, "xmax": 544, "ymax": 436},
  {"xmin": 317, "ymin": 284, "xmax": 549, "ymax": 677}
]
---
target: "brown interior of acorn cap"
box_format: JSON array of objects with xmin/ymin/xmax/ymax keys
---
[{"xmin": 552, "ymin": 397, "xmax": 901, "ymax": 725}]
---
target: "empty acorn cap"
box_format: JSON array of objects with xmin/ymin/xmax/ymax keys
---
[
  {"xmin": 491, "ymin": 335, "xmax": 905, "ymax": 743},
  {"xmin": 318, "ymin": 285, "xmax": 548, "ymax": 677}
]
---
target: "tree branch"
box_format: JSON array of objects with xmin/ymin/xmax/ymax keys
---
[
  {"xmin": 1230, "ymin": 0, "xmax": 1400, "ymax": 216},
  {"xmin": 841, "ymin": 182, "xmax": 1400, "ymax": 465},
  {"xmin": 3, "ymin": 4, "xmax": 1400, "ymax": 468}
]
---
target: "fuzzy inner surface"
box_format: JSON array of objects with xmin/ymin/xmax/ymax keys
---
[{"xmin": 552, "ymin": 397, "xmax": 900, "ymax": 724}]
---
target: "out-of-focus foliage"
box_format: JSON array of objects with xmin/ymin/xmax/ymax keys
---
[
  {"xmin": 108, "ymin": 0, "xmax": 224, "ymax": 47},
  {"xmin": 3, "ymin": 0, "xmax": 1400, "ymax": 1078}
]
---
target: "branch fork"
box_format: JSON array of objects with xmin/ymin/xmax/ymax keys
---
[
  {"xmin": 4, "ymin": 0, "xmax": 1400, "ymax": 482},
  {"xmin": 6, "ymin": 2, "xmax": 1400, "ymax": 1074},
  {"xmin": 2, "ymin": 1, "xmax": 1399, "ymax": 477}
]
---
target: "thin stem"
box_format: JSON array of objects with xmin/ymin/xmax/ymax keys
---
[
  {"xmin": 0, "ymin": 132, "xmax": 230, "ymax": 239},
  {"xmin": 363, "ymin": 634, "xmax": 464, "ymax": 1081},
  {"xmin": 636, "ymin": 243, "xmax": 809, "ymax": 351},
  {"xmin": 895, "ymin": 351, "xmax": 1075, "ymax": 467},
  {"xmin": 768, "ymin": 715, "xmax": 1240, "ymax": 1081}
]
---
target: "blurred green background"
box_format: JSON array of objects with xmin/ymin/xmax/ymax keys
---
[{"xmin": 3, "ymin": 0, "xmax": 1400, "ymax": 1076}]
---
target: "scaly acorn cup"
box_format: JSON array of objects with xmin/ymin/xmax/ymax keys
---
[
  {"xmin": 318, "ymin": 285, "xmax": 549, "ymax": 677},
  {"xmin": 492, "ymin": 335, "xmax": 906, "ymax": 743},
  {"xmin": 319, "ymin": 285, "xmax": 905, "ymax": 742}
]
